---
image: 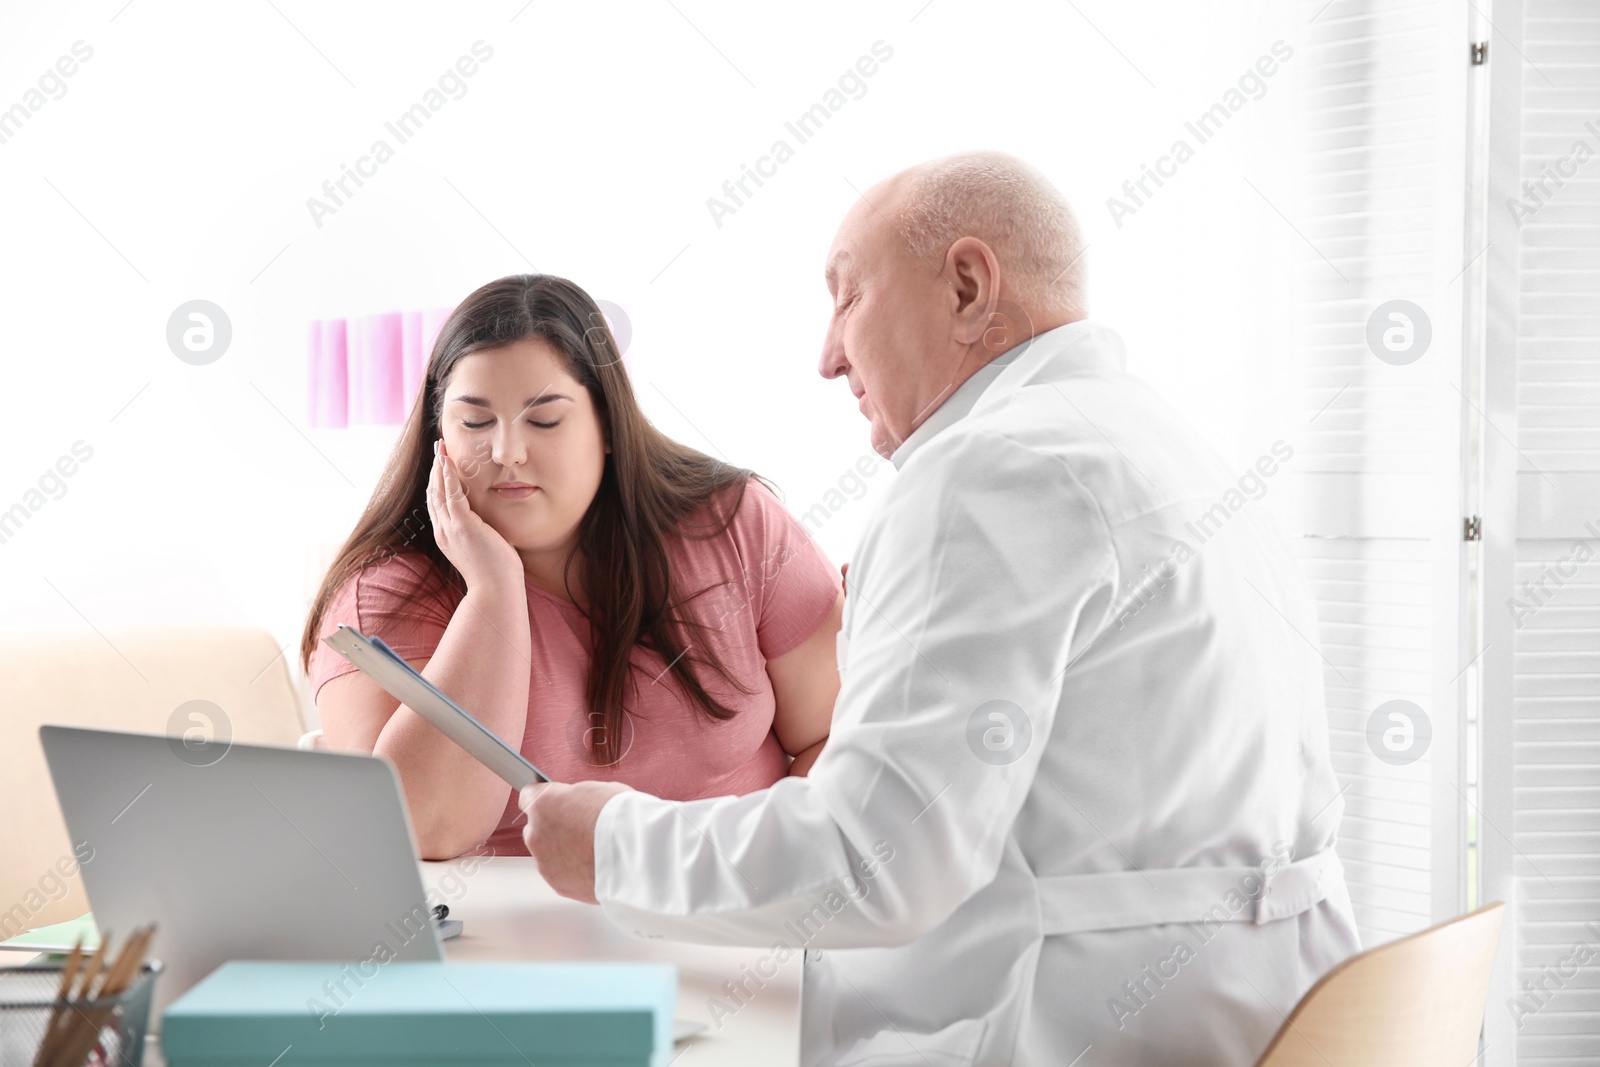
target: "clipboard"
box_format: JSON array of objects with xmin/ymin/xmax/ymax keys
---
[{"xmin": 321, "ymin": 624, "xmax": 550, "ymax": 789}]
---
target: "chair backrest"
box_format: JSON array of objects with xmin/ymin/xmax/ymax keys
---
[
  {"xmin": 1254, "ymin": 902, "xmax": 1506, "ymax": 1067},
  {"xmin": 0, "ymin": 627, "xmax": 309, "ymax": 935}
]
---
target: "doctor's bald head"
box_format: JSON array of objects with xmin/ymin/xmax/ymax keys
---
[{"xmin": 819, "ymin": 150, "xmax": 1087, "ymax": 459}]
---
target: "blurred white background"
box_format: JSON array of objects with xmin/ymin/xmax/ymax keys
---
[
  {"xmin": 5, "ymin": 6, "xmax": 1599, "ymax": 1059},
  {"xmin": 0, "ymin": 0, "xmax": 1299, "ymax": 662}
]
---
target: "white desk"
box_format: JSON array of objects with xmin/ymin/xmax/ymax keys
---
[
  {"xmin": 92, "ymin": 857, "xmax": 800, "ymax": 1067},
  {"xmin": 419, "ymin": 856, "xmax": 801, "ymax": 1065},
  {"xmin": 4, "ymin": 857, "xmax": 799, "ymax": 1066}
]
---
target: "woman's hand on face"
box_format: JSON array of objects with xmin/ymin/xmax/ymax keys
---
[{"xmin": 427, "ymin": 438, "xmax": 525, "ymax": 593}]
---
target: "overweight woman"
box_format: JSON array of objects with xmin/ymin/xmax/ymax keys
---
[{"xmin": 299, "ymin": 274, "xmax": 843, "ymax": 860}]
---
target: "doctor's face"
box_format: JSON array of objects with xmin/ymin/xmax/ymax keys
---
[
  {"xmin": 437, "ymin": 339, "xmax": 610, "ymax": 558},
  {"xmin": 819, "ymin": 185, "xmax": 953, "ymax": 459}
]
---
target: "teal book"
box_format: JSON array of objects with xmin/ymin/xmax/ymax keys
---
[{"xmin": 161, "ymin": 960, "xmax": 677, "ymax": 1067}]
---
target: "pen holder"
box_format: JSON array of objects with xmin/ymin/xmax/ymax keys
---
[{"xmin": 0, "ymin": 959, "xmax": 162, "ymax": 1067}]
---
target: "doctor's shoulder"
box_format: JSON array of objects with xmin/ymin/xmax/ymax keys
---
[
  {"xmin": 876, "ymin": 421, "xmax": 1120, "ymax": 565},
  {"xmin": 893, "ymin": 417, "xmax": 1070, "ymax": 497}
]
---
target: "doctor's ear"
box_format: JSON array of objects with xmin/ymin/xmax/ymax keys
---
[{"xmin": 944, "ymin": 236, "xmax": 1004, "ymax": 347}]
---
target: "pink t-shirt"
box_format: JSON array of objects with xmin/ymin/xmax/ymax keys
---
[{"xmin": 307, "ymin": 479, "xmax": 841, "ymax": 855}]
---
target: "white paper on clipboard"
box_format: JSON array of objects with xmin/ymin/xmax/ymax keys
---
[{"xmin": 321, "ymin": 624, "xmax": 549, "ymax": 789}]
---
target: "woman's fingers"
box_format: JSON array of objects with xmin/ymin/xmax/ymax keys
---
[
  {"xmin": 428, "ymin": 441, "xmax": 452, "ymax": 544},
  {"xmin": 441, "ymin": 444, "xmax": 468, "ymax": 506}
]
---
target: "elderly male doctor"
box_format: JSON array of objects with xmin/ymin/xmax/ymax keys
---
[{"xmin": 520, "ymin": 150, "xmax": 1361, "ymax": 1066}]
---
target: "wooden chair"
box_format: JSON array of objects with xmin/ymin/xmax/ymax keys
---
[
  {"xmin": 0, "ymin": 626, "xmax": 311, "ymax": 932},
  {"xmin": 1254, "ymin": 902, "xmax": 1505, "ymax": 1066}
]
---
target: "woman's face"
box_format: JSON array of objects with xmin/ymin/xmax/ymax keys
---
[{"xmin": 437, "ymin": 338, "xmax": 609, "ymax": 558}]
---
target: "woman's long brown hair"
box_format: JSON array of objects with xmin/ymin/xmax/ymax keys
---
[{"xmin": 299, "ymin": 274, "xmax": 768, "ymax": 765}]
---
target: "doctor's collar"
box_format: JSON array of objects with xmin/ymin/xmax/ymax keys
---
[{"xmin": 888, "ymin": 317, "xmax": 1107, "ymax": 470}]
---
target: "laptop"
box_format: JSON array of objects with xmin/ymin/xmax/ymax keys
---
[
  {"xmin": 38, "ymin": 724, "xmax": 711, "ymax": 1046},
  {"xmin": 38, "ymin": 724, "xmax": 444, "ymax": 1027}
]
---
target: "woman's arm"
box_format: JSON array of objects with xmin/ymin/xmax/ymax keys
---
[
  {"xmin": 765, "ymin": 590, "xmax": 844, "ymax": 776},
  {"xmin": 318, "ymin": 441, "xmax": 533, "ymax": 860},
  {"xmin": 317, "ymin": 586, "xmax": 532, "ymax": 859}
]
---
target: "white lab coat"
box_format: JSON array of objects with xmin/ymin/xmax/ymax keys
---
[{"xmin": 594, "ymin": 320, "xmax": 1362, "ymax": 1066}]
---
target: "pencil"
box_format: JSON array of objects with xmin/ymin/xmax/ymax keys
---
[
  {"xmin": 31, "ymin": 938, "xmax": 84, "ymax": 1067},
  {"xmin": 31, "ymin": 924, "xmax": 156, "ymax": 1067}
]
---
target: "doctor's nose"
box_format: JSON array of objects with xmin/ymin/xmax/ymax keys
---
[{"xmin": 818, "ymin": 321, "xmax": 848, "ymax": 381}]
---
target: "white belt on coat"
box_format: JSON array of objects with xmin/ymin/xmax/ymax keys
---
[
  {"xmin": 833, "ymin": 631, "xmax": 1345, "ymax": 937},
  {"xmin": 1034, "ymin": 847, "xmax": 1344, "ymax": 936}
]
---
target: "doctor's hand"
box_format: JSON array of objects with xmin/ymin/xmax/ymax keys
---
[{"xmin": 519, "ymin": 781, "xmax": 635, "ymax": 904}]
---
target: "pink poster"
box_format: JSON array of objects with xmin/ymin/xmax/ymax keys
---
[
  {"xmin": 348, "ymin": 312, "xmax": 404, "ymax": 425},
  {"xmin": 309, "ymin": 305, "xmax": 456, "ymax": 428},
  {"xmin": 307, "ymin": 318, "xmax": 348, "ymax": 429}
]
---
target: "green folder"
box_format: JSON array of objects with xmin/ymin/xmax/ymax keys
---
[{"xmin": 0, "ymin": 911, "xmax": 99, "ymax": 953}]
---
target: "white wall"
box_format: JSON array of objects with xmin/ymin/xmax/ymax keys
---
[{"xmin": 0, "ymin": 0, "xmax": 1297, "ymax": 697}]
